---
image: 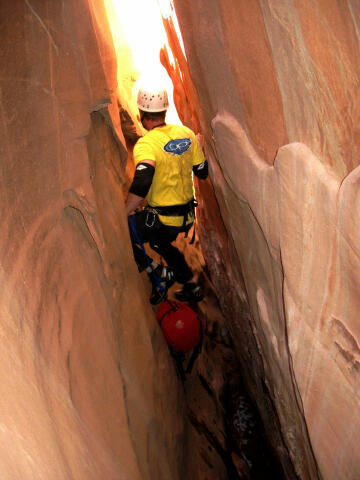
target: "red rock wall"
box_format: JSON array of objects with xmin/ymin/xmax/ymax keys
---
[
  {"xmin": 172, "ymin": 1, "xmax": 360, "ymax": 479},
  {"xmin": 0, "ymin": 1, "xmax": 186, "ymax": 478}
]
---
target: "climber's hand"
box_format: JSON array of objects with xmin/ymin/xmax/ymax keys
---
[{"xmin": 196, "ymin": 133, "xmax": 205, "ymax": 150}]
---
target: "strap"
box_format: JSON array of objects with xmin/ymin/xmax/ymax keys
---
[
  {"xmin": 150, "ymin": 199, "xmax": 197, "ymax": 217},
  {"xmin": 189, "ymin": 222, "xmax": 196, "ymax": 244},
  {"xmin": 171, "ymin": 349, "xmax": 186, "ymax": 381},
  {"xmin": 129, "ymin": 214, "xmax": 163, "ymax": 292},
  {"xmin": 157, "ymin": 300, "xmax": 178, "ymax": 327},
  {"xmin": 185, "ymin": 318, "xmax": 204, "ymax": 374}
]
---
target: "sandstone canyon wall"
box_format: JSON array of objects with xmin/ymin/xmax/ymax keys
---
[
  {"xmin": 171, "ymin": 1, "xmax": 360, "ymax": 479},
  {"xmin": 2, "ymin": 0, "xmax": 360, "ymax": 479},
  {"xmin": 0, "ymin": 1, "xmax": 186, "ymax": 479}
]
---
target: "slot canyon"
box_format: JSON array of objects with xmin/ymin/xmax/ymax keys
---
[{"xmin": 1, "ymin": 0, "xmax": 360, "ymax": 479}]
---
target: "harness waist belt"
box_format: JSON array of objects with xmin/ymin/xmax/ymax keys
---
[{"xmin": 150, "ymin": 199, "xmax": 197, "ymax": 217}]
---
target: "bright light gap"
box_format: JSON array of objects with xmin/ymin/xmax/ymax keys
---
[{"xmin": 104, "ymin": 0, "xmax": 185, "ymax": 125}]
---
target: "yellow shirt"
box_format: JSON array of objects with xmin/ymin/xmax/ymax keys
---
[{"xmin": 133, "ymin": 124, "xmax": 205, "ymax": 227}]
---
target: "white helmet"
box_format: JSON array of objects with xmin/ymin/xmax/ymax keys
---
[{"xmin": 137, "ymin": 86, "xmax": 169, "ymax": 112}]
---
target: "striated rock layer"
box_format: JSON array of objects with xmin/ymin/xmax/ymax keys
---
[
  {"xmin": 0, "ymin": 1, "xmax": 186, "ymax": 479},
  {"xmin": 172, "ymin": 1, "xmax": 360, "ymax": 479}
]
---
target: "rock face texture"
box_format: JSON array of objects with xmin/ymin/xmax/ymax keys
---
[
  {"xmin": 0, "ymin": 1, "xmax": 186, "ymax": 479},
  {"xmin": 170, "ymin": 1, "xmax": 360, "ymax": 479},
  {"xmin": 3, "ymin": 0, "xmax": 360, "ymax": 479}
]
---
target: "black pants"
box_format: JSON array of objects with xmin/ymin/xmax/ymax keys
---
[{"xmin": 128, "ymin": 210, "xmax": 193, "ymax": 284}]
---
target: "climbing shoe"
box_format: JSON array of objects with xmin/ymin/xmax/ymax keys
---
[
  {"xmin": 174, "ymin": 282, "xmax": 204, "ymax": 303},
  {"xmin": 149, "ymin": 266, "xmax": 176, "ymax": 305}
]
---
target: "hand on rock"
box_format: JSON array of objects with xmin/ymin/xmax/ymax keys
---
[{"xmin": 196, "ymin": 133, "xmax": 205, "ymax": 150}]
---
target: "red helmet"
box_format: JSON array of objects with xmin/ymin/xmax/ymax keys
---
[{"xmin": 156, "ymin": 301, "xmax": 203, "ymax": 353}]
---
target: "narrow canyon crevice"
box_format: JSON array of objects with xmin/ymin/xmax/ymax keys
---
[
  {"xmin": 1, "ymin": 1, "xmax": 360, "ymax": 479},
  {"xmin": 123, "ymin": 133, "xmax": 286, "ymax": 479}
]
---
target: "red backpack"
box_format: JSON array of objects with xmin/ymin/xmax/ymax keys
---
[{"xmin": 157, "ymin": 300, "xmax": 204, "ymax": 380}]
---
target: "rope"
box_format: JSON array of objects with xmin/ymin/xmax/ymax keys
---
[{"xmin": 129, "ymin": 214, "xmax": 164, "ymax": 292}]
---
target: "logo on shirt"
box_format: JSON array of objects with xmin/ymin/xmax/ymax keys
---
[
  {"xmin": 136, "ymin": 164, "xmax": 148, "ymax": 170},
  {"xmin": 163, "ymin": 138, "xmax": 191, "ymax": 155}
]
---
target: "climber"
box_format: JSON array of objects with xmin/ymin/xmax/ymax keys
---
[{"xmin": 126, "ymin": 84, "xmax": 208, "ymax": 305}]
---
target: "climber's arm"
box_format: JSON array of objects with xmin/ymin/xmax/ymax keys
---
[
  {"xmin": 193, "ymin": 160, "xmax": 208, "ymax": 179},
  {"xmin": 126, "ymin": 193, "xmax": 144, "ymax": 215},
  {"xmin": 126, "ymin": 160, "xmax": 155, "ymax": 214},
  {"xmin": 192, "ymin": 133, "xmax": 208, "ymax": 179}
]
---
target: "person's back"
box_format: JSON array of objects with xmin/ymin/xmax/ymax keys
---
[{"xmin": 134, "ymin": 123, "xmax": 204, "ymax": 227}]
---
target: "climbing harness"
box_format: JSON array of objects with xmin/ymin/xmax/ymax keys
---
[
  {"xmin": 156, "ymin": 300, "xmax": 204, "ymax": 381},
  {"xmin": 149, "ymin": 199, "xmax": 198, "ymax": 244}
]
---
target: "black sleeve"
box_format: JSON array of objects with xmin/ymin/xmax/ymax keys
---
[
  {"xmin": 193, "ymin": 160, "xmax": 208, "ymax": 179},
  {"xmin": 129, "ymin": 162, "xmax": 155, "ymax": 198}
]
